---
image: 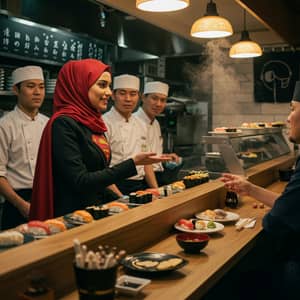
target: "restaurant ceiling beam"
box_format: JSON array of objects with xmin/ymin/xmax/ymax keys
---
[{"xmin": 236, "ymin": 0, "xmax": 300, "ymax": 47}]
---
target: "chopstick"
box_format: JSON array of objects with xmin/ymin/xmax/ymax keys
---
[{"xmin": 236, "ymin": 217, "xmax": 256, "ymax": 231}]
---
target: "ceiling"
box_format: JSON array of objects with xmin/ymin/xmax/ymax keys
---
[{"xmin": 95, "ymin": 0, "xmax": 300, "ymax": 49}]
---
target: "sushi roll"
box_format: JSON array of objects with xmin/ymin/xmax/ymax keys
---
[
  {"xmin": 45, "ymin": 219, "xmax": 67, "ymax": 234},
  {"xmin": 85, "ymin": 205, "xmax": 109, "ymax": 220},
  {"xmin": 129, "ymin": 192, "xmax": 137, "ymax": 203},
  {"xmin": 27, "ymin": 221, "xmax": 51, "ymax": 237},
  {"xmin": 0, "ymin": 230, "xmax": 24, "ymax": 247},
  {"xmin": 194, "ymin": 220, "xmax": 206, "ymax": 230}
]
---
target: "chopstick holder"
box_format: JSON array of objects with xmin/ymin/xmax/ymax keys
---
[{"xmin": 235, "ymin": 217, "xmax": 256, "ymax": 231}]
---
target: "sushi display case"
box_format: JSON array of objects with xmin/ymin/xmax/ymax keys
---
[{"xmin": 202, "ymin": 127, "xmax": 291, "ymax": 177}]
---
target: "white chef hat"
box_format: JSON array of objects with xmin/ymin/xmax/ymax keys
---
[
  {"xmin": 113, "ymin": 74, "xmax": 140, "ymax": 91},
  {"xmin": 12, "ymin": 66, "xmax": 44, "ymax": 86},
  {"xmin": 144, "ymin": 81, "xmax": 169, "ymax": 96}
]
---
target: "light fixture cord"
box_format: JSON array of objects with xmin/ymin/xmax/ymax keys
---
[{"xmin": 243, "ymin": 9, "xmax": 246, "ymax": 31}]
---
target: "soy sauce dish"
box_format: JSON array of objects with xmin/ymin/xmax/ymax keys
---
[{"xmin": 115, "ymin": 275, "xmax": 151, "ymax": 295}]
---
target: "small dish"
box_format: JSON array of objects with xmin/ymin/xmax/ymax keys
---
[
  {"xmin": 176, "ymin": 232, "xmax": 209, "ymax": 253},
  {"xmin": 115, "ymin": 275, "xmax": 151, "ymax": 296}
]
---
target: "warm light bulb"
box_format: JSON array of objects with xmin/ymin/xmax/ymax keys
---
[
  {"xmin": 191, "ymin": 15, "xmax": 233, "ymax": 38},
  {"xmin": 136, "ymin": 0, "xmax": 189, "ymax": 12},
  {"xmin": 229, "ymin": 40, "xmax": 262, "ymax": 58},
  {"xmin": 229, "ymin": 31, "xmax": 262, "ymax": 58}
]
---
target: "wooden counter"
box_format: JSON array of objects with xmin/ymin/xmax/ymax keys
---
[{"xmin": 0, "ymin": 154, "xmax": 295, "ymax": 299}]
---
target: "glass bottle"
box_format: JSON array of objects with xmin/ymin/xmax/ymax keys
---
[{"xmin": 225, "ymin": 191, "xmax": 239, "ymax": 208}]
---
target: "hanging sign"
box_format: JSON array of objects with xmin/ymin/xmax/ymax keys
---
[
  {"xmin": 0, "ymin": 13, "xmax": 107, "ymax": 65},
  {"xmin": 254, "ymin": 51, "xmax": 300, "ymax": 103}
]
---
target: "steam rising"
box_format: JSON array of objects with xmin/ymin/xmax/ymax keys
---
[{"xmin": 184, "ymin": 39, "xmax": 241, "ymax": 97}]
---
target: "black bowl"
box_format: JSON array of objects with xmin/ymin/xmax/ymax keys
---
[{"xmin": 176, "ymin": 233, "xmax": 209, "ymax": 253}]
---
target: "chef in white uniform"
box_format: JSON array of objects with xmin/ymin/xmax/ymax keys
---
[
  {"xmin": 103, "ymin": 74, "xmax": 158, "ymax": 195},
  {"xmin": 0, "ymin": 66, "xmax": 49, "ymax": 229},
  {"xmin": 135, "ymin": 81, "xmax": 182, "ymax": 186}
]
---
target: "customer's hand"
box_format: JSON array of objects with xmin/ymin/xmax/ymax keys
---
[
  {"xmin": 220, "ymin": 173, "xmax": 252, "ymax": 196},
  {"xmin": 168, "ymin": 153, "xmax": 181, "ymax": 163},
  {"xmin": 133, "ymin": 152, "xmax": 172, "ymax": 166}
]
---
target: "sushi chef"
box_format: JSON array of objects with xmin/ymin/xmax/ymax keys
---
[
  {"xmin": 0, "ymin": 66, "xmax": 48, "ymax": 229},
  {"xmin": 135, "ymin": 81, "xmax": 182, "ymax": 186},
  {"xmin": 103, "ymin": 74, "xmax": 159, "ymax": 195}
]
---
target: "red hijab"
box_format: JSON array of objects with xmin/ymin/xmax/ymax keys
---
[{"xmin": 30, "ymin": 59, "xmax": 110, "ymax": 220}]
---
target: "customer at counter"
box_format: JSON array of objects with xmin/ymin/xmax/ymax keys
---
[
  {"xmin": 29, "ymin": 59, "xmax": 169, "ymax": 221},
  {"xmin": 103, "ymin": 74, "xmax": 158, "ymax": 195},
  {"xmin": 0, "ymin": 66, "xmax": 48, "ymax": 229},
  {"xmin": 220, "ymin": 81, "xmax": 300, "ymax": 298},
  {"xmin": 135, "ymin": 81, "xmax": 182, "ymax": 186}
]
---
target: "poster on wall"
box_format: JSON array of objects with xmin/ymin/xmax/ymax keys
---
[{"xmin": 254, "ymin": 51, "xmax": 300, "ymax": 103}]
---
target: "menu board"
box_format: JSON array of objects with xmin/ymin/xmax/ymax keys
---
[{"xmin": 0, "ymin": 14, "xmax": 107, "ymax": 65}]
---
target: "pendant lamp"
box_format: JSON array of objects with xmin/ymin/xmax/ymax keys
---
[
  {"xmin": 229, "ymin": 10, "xmax": 262, "ymax": 58},
  {"xmin": 136, "ymin": 0, "xmax": 189, "ymax": 12},
  {"xmin": 190, "ymin": 0, "xmax": 233, "ymax": 38}
]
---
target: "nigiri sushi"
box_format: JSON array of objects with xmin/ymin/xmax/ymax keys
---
[
  {"xmin": 0, "ymin": 230, "xmax": 24, "ymax": 246},
  {"xmin": 45, "ymin": 219, "xmax": 67, "ymax": 234}
]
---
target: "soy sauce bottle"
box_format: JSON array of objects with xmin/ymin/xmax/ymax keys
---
[{"xmin": 225, "ymin": 191, "xmax": 239, "ymax": 208}]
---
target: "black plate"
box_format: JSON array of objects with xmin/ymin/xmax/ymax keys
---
[{"xmin": 121, "ymin": 252, "xmax": 188, "ymax": 275}]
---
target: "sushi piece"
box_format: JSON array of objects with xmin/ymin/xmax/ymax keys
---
[
  {"xmin": 214, "ymin": 209, "xmax": 227, "ymax": 219},
  {"xmin": 0, "ymin": 230, "xmax": 24, "ymax": 246},
  {"xmin": 85, "ymin": 205, "xmax": 109, "ymax": 220},
  {"xmin": 178, "ymin": 219, "xmax": 194, "ymax": 230},
  {"xmin": 71, "ymin": 210, "xmax": 94, "ymax": 223},
  {"xmin": 194, "ymin": 220, "xmax": 206, "ymax": 230},
  {"xmin": 45, "ymin": 219, "xmax": 67, "ymax": 234},
  {"xmin": 15, "ymin": 223, "xmax": 29, "ymax": 234},
  {"xmin": 107, "ymin": 202, "xmax": 129, "ymax": 214},
  {"xmin": 203, "ymin": 209, "xmax": 216, "ymax": 220},
  {"xmin": 27, "ymin": 221, "xmax": 51, "ymax": 237}
]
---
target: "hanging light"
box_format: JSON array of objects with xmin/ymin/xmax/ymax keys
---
[
  {"xmin": 229, "ymin": 10, "xmax": 262, "ymax": 58},
  {"xmin": 136, "ymin": 0, "xmax": 189, "ymax": 12},
  {"xmin": 190, "ymin": 0, "xmax": 233, "ymax": 38}
]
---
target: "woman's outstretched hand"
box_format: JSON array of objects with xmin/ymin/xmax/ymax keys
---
[
  {"xmin": 220, "ymin": 173, "xmax": 252, "ymax": 196},
  {"xmin": 133, "ymin": 152, "xmax": 172, "ymax": 166}
]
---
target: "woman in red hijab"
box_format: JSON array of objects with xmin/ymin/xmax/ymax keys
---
[{"xmin": 30, "ymin": 59, "xmax": 168, "ymax": 220}]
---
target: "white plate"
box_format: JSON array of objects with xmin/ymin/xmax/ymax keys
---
[
  {"xmin": 208, "ymin": 130, "xmax": 242, "ymax": 135},
  {"xmin": 174, "ymin": 220, "xmax": 224, "ymax": 234},
  {"xmin": 116, "ymin": 275, "xmax": 151, "ymax": 295},
  {"xmin": 195, "ymin": 211, "xmax": 240, "ymax": 223}
]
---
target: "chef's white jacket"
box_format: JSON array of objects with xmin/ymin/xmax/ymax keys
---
[
  {"xmin": 0, "ymin": 106, "xmax": 49, "ymax": 189},
  {"xmin": 103, "ymin": 107, "xmax": 148, "ymax": 180},
  {"xmin": 134, "ymin": 108, "xmax": 164, "ymax": 172}
]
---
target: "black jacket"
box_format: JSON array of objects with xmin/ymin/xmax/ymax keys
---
[{"xmin": 52, "ymin": 116, "xmax": 137, "ymax": 216}]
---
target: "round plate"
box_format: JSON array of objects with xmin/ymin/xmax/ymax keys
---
[
  {"xmin": 174, "ymin": 219, "xmax": 224, "ymax": 234},
  {"xmin": 208, "ymin": 130, "xmax": 242, "ymax": 135},
  {"xmin": 195, "ymin": 211, "xmax": 240, "ymax": 223},
  {"xmin": 121, "ymin": 252, "xmax": 188, "ymax": 274}
]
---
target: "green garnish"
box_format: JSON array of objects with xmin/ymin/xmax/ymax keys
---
[{"xmin": 207, "ymin": 221, "xmax": 216, "ymax": 229}]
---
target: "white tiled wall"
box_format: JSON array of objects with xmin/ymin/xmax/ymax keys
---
[{"xmin": 212, "ymin": 57, "xmax": 290, "ymax": 129}]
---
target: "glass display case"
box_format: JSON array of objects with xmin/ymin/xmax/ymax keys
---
[{"xmin": 202, "ymin": 128, "xmax": 291, "ymax": 177}]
